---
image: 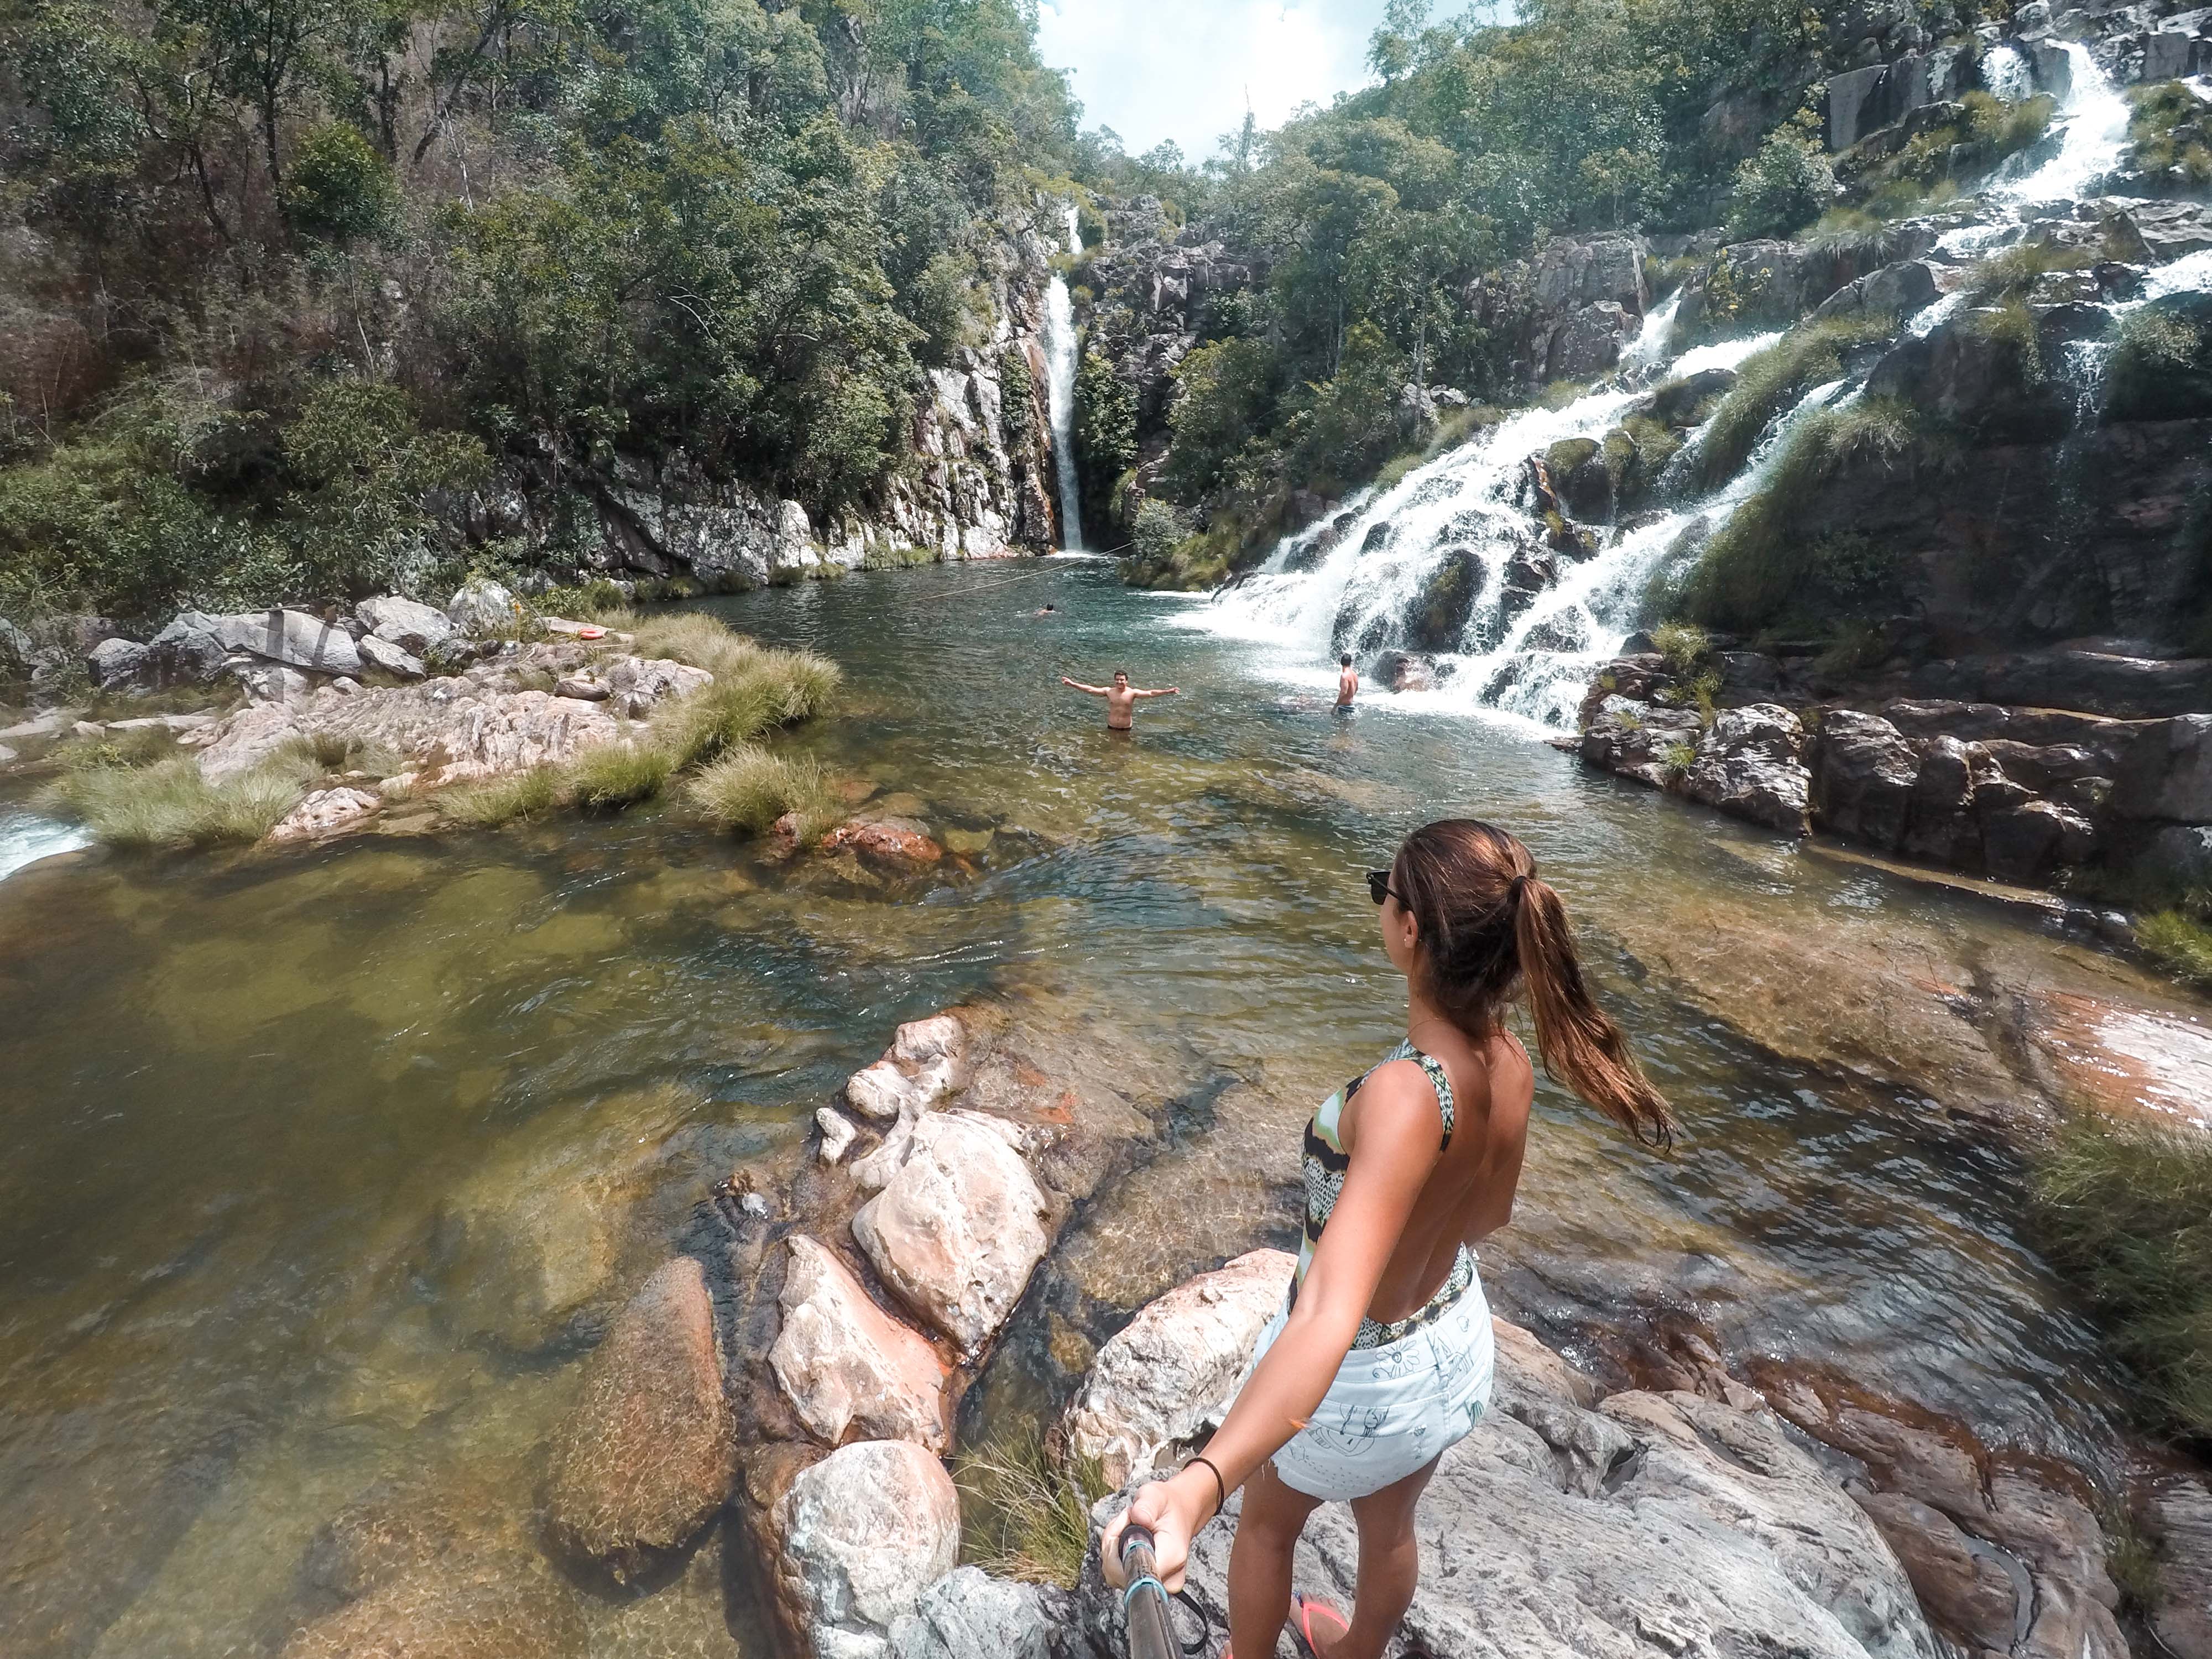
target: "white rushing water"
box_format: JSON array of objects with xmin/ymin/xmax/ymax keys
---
[
  {"xmin": 1045, "ymin": 204, "xmax": 1086, "ymax": 552},
  {"xmin": 1981, "ymin": 44, "xmax": 2033, "ymax": 104},
  {"xmin": 1995, "ymin": 40, "xmax": 2130, "ymax": 208},
  {"xmin": 1618, "ymin": 290, "xmax": 1684, "ymax": 376},
  {"xmin": 0, "ymin": 807, "xmax": 90, "ymax": 883},
  {"xmin": 1173, "ymin": 323, "xmax": 1802, "ymax": 728}
]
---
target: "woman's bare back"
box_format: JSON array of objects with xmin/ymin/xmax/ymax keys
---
[{"xmin": 1345, "ymin": 1026, "xmax": 1532, "ymax": 1324}]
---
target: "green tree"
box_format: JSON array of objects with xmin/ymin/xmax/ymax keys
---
[
  {"xmin": 1072, "ymin": 351, "xmax": 1135, "ymax": 534},
  {"xmin": 1726, "ymin": 122, "xmax": 1837, "ymax": 237},
  {"xmin": 285, "ymin": 121, "xmax": 400, "ymax": 240}
]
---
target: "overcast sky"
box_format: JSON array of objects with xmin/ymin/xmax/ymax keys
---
[{"xmin": 1035, "ymin": 0, "xmax": 1396, "ymax": 164}]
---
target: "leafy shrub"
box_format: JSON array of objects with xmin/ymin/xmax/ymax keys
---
[
  {"xmin": 1964, "ymin": 242, "xmax": 2090, "ymax": 302},
  {"xmin": 284, "ymin": 123, "xmax": 400, "ymax": 242},
  {"xmin": 1662, "ymin": 740, "xmax": 1697, "ymax": 775},
  {"xmin": 1652, "ymin": 620, "xmax": 1708, "ymax": 674},
  {"xmin": 2030, "ymin": 1112, "xmax": 2212, "ymax": 1440},
  {"xmin": 1684, "ymin": 399, "xmax": 1919, "ymax": 630},
  {"xmin": 1127, "ymin": 498, "xmax": 1186, "ymax": 567},
  {"xmin": 1726, "ymin": 126, "xmax": 1837, "ymax": 238},
  {"xmin": 433, "ymin": 765, "xmax": 573, "ymax": 827},
  {"xmin": 954, "ymin": 1427, "xmax": 1109, "ymax": 1587},
  {"xmin": 2140, "ymin": 908, "xmax": 2212, "ymax": 990},
  {"xmin": 1074, "ymin": 350, "xmax": 1138, "ymax": 533},
  {"xmin": 2126, "ymin": 80, "xmax": 2212, "ymax": 189}
]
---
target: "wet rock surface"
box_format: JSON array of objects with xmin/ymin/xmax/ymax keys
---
[
  {"xmin": 770, "ymin": 1235, "xmax": 951, "ymax": 1452},
  {"xmin": 541, "ymin": 1256, "xmax": 737, "ymax": 1584}
]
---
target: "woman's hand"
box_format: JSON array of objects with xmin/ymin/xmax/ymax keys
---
[{"xmin": 1098, "ymin": 1467, "xmax": 1215, "ymax": 1593}]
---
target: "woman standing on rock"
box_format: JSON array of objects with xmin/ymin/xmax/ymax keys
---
[{"xmin": 1103, "ymin": 818, "xmax": 1674, "ymax": 1659}]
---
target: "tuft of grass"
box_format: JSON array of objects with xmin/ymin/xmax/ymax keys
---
[
  {"xmin": 1964, "ymin": 241, "xmax": 2090, "ymax": 302},
  {"xmin": 2105, "ymin": 1504, "xmax": 2164, "ymax": 1617},
  {"xmin": 2030, "ymin": 1113, "xmax": 2212, "ymax": 1442},
  {"xmin": 1694, "ymin": 314, "xmax": 1896, "ymax": 489},
  {"xmin": 570, "ymin": 740, "xmax": 674, "ymax": 810},
  {"xmin": 49, "ymin": 755, "xmax": 304, "ymax": 848},
  {"xmin": 628, "ymin": 613, "xmax": 760, "ymax": 678},
  {"xmin": 433, "ymin": 764, "xmax": 573, "ymax": 827},
  {"xmin": 1662, "ymin": 741, "xmax": 1697, "ymax": 775},
  {"xmin": 58, "ymin": 727, "xmax": 177, "ymax": 773},
  {"xmin": 687, "ymin": 745, "xmax": 836, "ymax": 838},
  {"xmin": 1652, "ymin": 620, "xmax": 1709, "ymax": 675},
  {"xmin": 2140, "ymin": 909, "xmax": 2212, "ymax": 990},
  {"xmin": 2127, "ymin": 80, "xmax": 2212, "ymax": 189},
  {"xmin": 953, "ymin": 1428, "xmax": 1110, "ymax": 1588}
]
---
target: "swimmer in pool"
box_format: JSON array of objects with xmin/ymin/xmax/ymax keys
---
[
  {"xmin": 1034, "ymin": 604, "xmax": 1060, "ymax": 617},
  {"xmin": 1336, "ymin": 653, "xmax": 1359, "ymax": 711},
  {"xmin": 1061, "ymin": 669, "xmax": 1179, "ymax": 731}
]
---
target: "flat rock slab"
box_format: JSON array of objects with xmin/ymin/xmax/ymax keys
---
[
  {"xmin": 207, "ymin": 609, "xmax": 363, "ymax": 678},
  {"xmin": 1081, "ymin": 1316, "xmax": 1940, "ymax": 1659}
]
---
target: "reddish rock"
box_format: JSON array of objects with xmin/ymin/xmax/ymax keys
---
[
  {"xmin": 541, "ymin": 1257, "xmax": 737, "ymax": 1584},
  {"xmin": 823, "ymin": 819, "xmax": 943, "ymax": 865}
]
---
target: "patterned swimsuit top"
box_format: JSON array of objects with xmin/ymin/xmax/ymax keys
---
[{"xmin": 1296, "ymin": 1038, "xmax": 1478, "ymax": 1350}]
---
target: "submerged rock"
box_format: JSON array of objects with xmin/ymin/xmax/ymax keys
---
[
  {"xmin": 1064, "ymin": 1248, "xmax": 1293, "ymax": 1487},
  {"xmin": 541, "ymin": 1256, "xmax": 737, "ymax": 1583},
  {"xmin": 772, "ymin": 1440, "xmax": 962, "ymax": 1659}
]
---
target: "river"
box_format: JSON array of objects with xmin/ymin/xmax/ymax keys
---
[{"xmin": 0, "ymin": 559, "xmax": 2164, "ymax": 1656}]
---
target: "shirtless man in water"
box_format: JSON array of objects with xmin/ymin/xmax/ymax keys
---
[
  {"xmin": 1335, "ymin": 652, "xmax": 1359, "ymax": 711},
  {"xmin": 1061, "ymin": 669, "xmax": 1178, "ymax": 731}
]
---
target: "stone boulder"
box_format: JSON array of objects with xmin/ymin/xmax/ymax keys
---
[
  {"xmin": 208, "ymin": 609, "xmax": 364, "ymax": 678},
  {"xmin": 278, "ymin": 1565, "xmax": 583, "ymax": 1659},
  {"xmin": 1080, "ymin": 1314, "xmax": 1938, "ymax": 1659},
  {"xmin": 142, "ymin": 611, "xmax": 231, "ymax": 687},
  {"xmin": 773, "ymin": 1440, "xmax": 962, "ymax": 1659},
  {"xmin": 844, "ymin": 1014, "xmax": 971, "ymax": 1125},
  {"xmin": 1864, "ymin": 315, "xmax": 2070, "ymax": 442},
  {"xmin": 1580, "ymin": 698, "xmax": 1704, "ymax": 789},
  {"xmin": 1063, "ymin": 1249, "xmax": 1294, "ymax": 1488},
  {"xmin": 769, "ymin": 1236, "xmax": 951, "ymax": 1452},
  {"xmin": 265, "ymin": 787, "xmax": 380, "ymax": 847},
  {"xmin": 2111, "ymin": 713, "xmax": 2212, "ymax": 825},
  {"xmin": 359, "ymin": 594, "xmax": 456, "ymax": 654},
  {"xmin": 1811, "ymin": 708, "xmax": 1922, "ymax": 850},
  {"xmin": 1811, "ymin": 259, "xmax": 1939, "ymax": 322},
  {"xmin": 851, "ymin": 1112, "xmax": 1050, "ymax": 1355},
  {"xmin": 1403, "ymin": 550, "xmax": 1485, "ymax": 652},
  {"xmin": 85, "ymin": 638, "xmax": 150, "ymax": 691},
  {"xmin": 890, "ymin": 1567, "xmax": 1067, "ymax": 1659},
  {"xmin": 1682, "ymin": 703, "xmax": 1811, "ymax": 833},
  {"xmin": 2100, "ymin": 199, "xmax": 2212, "ymax": 265},
  {"xmin": 356, "ymin": 635, "xmax": 426, "ymax": 681},
  {"xmin": 2149, "ymin": 1473, "xmax": 2212, "ymax": 1659},
  {"xmin": 541, "ymin": 1257, "xmax": 737, "ymax": 1583},
  {"xmin": 447, "ymin": 578, "xmax": 519, "ymax": 637}
]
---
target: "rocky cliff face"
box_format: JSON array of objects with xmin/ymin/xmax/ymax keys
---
[{"xmin": 450, "ymin": 211, "xmax": 1067, "ymax": 588}]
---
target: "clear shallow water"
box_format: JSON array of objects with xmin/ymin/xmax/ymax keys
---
[{"xmin": 0, "ymin": 561, "xmax": 2169, "ymax": 1656}]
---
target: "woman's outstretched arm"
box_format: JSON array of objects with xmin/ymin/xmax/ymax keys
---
[{"xmin": 1099, "ymin": 1063, "xmax": 1441, "ymax": 1591}]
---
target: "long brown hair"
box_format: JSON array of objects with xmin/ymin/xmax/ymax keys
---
[{"xmin": 1391, "ymin": 819, "xmax": 1675, "ymax": 1147}]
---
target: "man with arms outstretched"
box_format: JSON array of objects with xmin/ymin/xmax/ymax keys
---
[{"xmin": 1061, "ymin": 668, "xmax": 1178, "ymax": 731}]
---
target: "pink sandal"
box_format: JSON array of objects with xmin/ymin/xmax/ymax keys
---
[{"xmin": 1291, "ymin": 1594, "xmax": 1350, "ymax": 1659}]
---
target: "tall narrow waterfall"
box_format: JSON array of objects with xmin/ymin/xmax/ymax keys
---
[{"xmin": 1045, "ymin": 204, "xmax": 1086, "ymax": 551}]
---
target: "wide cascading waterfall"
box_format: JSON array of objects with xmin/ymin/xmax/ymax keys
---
[
  {"xmin": 1176, "ymin": 327, "xmax": 1796, "ymax": 728},
  {"xmin": 1045, "ymin": 204, "xmax": 1086, "ymax": 551},
  {"xmin": 1994, "ymin": 40, "xmax": 2130, "ymax": 207}
]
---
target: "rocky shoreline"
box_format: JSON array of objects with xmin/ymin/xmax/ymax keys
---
[
  {"xmin": 1572, "ymin": 633, "xmax": 2212, "ymax": 915},
  {"xmin": 250, "ymin": 978, "xmax": 2212, "ymax": 1659}
]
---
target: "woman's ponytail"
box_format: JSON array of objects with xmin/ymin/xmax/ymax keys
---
[
  {"xmin": 1511, "ymin": 876, "xmax": 1676, "ymax": 1147},
  {"xmin": 1392, "ymin": 818, "xmax": 1676, "ymax": 1149}
]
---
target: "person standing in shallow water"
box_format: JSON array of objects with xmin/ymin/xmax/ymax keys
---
[
  {"xmin": 1102, "ymin": 820, "xmax": 1674, "ymax": 1659},
  {"xmin": 1061, "ymin": 669, "xmax": 1178, "ymax": 731},
  {"xmin": 1335, "ymin": 653, "xmax": 1358, "ymax": 712}
]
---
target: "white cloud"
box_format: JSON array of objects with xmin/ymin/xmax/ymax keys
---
[{"xmin": 1036, "ymin": 0, "xmax": 1391, "ymax": 164}]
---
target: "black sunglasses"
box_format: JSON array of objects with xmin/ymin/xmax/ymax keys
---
[{"xmin": 1365, "ymin": 869, "xmax": 1405, "ymax": 907}]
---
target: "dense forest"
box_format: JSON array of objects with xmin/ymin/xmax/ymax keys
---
[
  {"xmin": 0, "ymin": 0, "xmax": 1081, "ymax": 624},
  {"xmin": 0, "ymin": 0, "xmax": 2173, "ymax": 629}
]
